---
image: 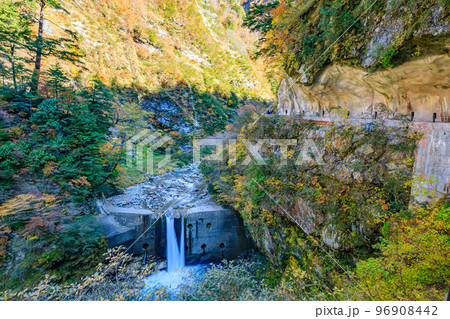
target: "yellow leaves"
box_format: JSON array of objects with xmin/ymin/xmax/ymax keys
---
[
  {"xmin": 70, "ymin": 66, "xmax": 80, "ymax": 78},
  {"xmin": 43, "ymin": 161, "xmax": 58, "ymax": 177},
  {"xmin": 0, "ymin": 194, "xmax": 59, "ymax": 217},
  {"xmin": 98, "ymin": 142, "xmax": 113, "ymax": 155},
  {"xmin": 353, "ymin": 199, "xmax": 450, "ymax": 301},
  {"xmin": 45, "ymin": 128, "xmax": 58, "ymax": 138},
  {"xmin": 402, "ymin": 157, "xmax": 414, "ymax": 165},
  {"xmin": 296, "ymin": 182, "xmax": 304, "ymax": 190}
]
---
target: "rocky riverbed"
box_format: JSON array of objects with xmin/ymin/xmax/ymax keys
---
[{"xmin": 108, "ymin": 164, "xmax": 213, "ymax": 213}]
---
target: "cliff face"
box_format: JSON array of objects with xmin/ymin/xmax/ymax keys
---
[
  {"xmin": 202, "ymin": 115, "xmax": 419, "ymax": 273},
  {"xmin": 277, "ymin": 54, "xmax": 450, "ymax": 122},
  {"xmin": 205, "ymin": 0, "xmax": 450, "ymax": 288},
  {"xmin": 275, "ymin": 2, "xmax": 449, "ymax": 122}
]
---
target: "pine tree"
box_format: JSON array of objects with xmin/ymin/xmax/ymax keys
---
[
  {"xmin": 28, "ymin": 0, "xmax": 83, "ymax": 93},
  {"xmin": 243, "ymin": 1, "xmax": 281, "ymax": 34},
  {"xmin": 0, "ymin": 59, "xmax": 10, "ymax": 89},
  {"xmin": 28, "ymin": 76, "xmax": 118, "ymax": 199},
  {"xmin": 45, "ymin": 63, "xmax": 70, "ymax": 98},
  {"xmin": 77, "ymin": 78, "xmax": 114, "ymax": 134},
  {"xmin": 0, "ymin": 0, "xmax": 32, "ymax": 91}
]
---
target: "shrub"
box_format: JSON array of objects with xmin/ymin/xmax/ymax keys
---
[
  {"xmin": 350, "ymin": 198, "xmax": 450, "ymax": 301},
  {"xmin": 0, "ymin": 194, "xmax": 107, "ymax": 291},
  {"xmin": 1, "ymin": 247, "xmax": 154, "ymax": 301}
]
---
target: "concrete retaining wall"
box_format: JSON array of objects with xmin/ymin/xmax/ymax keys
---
[
  {"xmin": 185, "ymin": 208, "xmax": 253, "ymax": 263},
  {"xmin": 97, "ymin": 203, "xmax": 254, "ymax": 263},
  {"xmin": 412, "ymin": 122, "xmax": 450, "ymax": 201}
]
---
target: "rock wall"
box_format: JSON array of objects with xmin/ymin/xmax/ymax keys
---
[
  {"xmin": 277, "ymin": 54, "xmax": 450, "ymax": 122},
  {"xmin": 206, "ymin": 116, "xmax": 420, "ymax": 257}
]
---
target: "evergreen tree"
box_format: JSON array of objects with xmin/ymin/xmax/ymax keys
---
[
  {"xmin": 0, "ymin": 118, "xmax": 28, "ymax": 188},
  {"xmin": 0, "ymin": 0, "xmax": 33, "ymax": 91},
  {"xmin": 27, "ymin": 0, "xmax": 83, "ymax": 93},
  {"xmin": 77, "ymin": 78, "xmax": 114, "ymax": 134},
  {"xmin": 45, "ymin": 63, "xmax": 70, "ymax": 98},
  {"xmin": 28, "ymin": 74, "xmax": 118, "ymax": 199},
  {"xmin": 0, "ymin": 59, "xmax": 10, "ymax": 89},
  {"xmin": 243, "ymin": 1, "xmax": 280, "ymax": 34}
]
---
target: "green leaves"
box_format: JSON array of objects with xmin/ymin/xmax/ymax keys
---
[
  {"xmin": 0, "ymin": 0, "xmax": 33, "ymax": 90},
  {"xmin": 45, "ymin": 63, "xmax": 70, "ymax": 98},
  {"xmin": 353, "ymin": 199, "xmax": 450, "ymax": 300},
  {"xmin": 27, "ymin": 71, "xmax": 117, "ymax": 200},
  {"xmin": 243, "ymin": 1, "xmax": 281, "ymax": 34}
]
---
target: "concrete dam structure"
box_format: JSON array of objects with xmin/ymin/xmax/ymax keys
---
[
  {"xmin": 97, "ymin": 203, "xmax": 253, "ymax": 263},
  {"xmin": 96, "ymin": 165, "xmax": 253, "ymax": 263}
]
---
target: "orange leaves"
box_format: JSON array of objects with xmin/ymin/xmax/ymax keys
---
[
  {"xmin": 0, "ymin": 194, "xmax": 65, "ymax": 247},
  {"xmin": 317, "ymin": 192, "xmax": 327, "ymax": 204},
  {"xmin": 311, "ymin": 176, "xmax": 319, "ymax": 187},
  {"xmin": 0, "ymin": 225, "xmax": 11, "ymax": 262},
  {"xmin": 270, "ymin": 1, "xmax": 287, "ymax": 17},
  {"xmin": 69, "ymin": 176, "xmax": 91, "ymax": 187},
  {"xmin": 375, "ymin": 199, "xmax": 390, "ymax": 211}
]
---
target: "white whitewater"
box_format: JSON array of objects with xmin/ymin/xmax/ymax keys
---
[
  {"xmin": 166, "ymin": 214, "xmax": 185, "ymax": 272},
  {"xmin": 143, "ymin": 214, "xmax": 204, "ymax": 298}
]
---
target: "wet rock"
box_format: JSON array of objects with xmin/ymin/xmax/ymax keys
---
[{"xmin": 155, "ymin": 260, "xmax": 167, "ymax": 271}]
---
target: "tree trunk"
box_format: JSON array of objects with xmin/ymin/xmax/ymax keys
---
[
  {"xmin": 0, "ymin": 61, "xmax": 5, "ymax": 88},
  {"xmin": 30, "ymin": 1, "xmax": 45, "ymax": 93},
  {"xmin": 10, "ymin": 46, "xmax": 17, "ymax": 91}
]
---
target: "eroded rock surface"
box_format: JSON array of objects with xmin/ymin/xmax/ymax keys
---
[{"xmin": 277, "ymin": 54, "xmax": 450, "ymax": 122}]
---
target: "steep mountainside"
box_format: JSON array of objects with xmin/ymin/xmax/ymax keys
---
[
  {"xmin": 40, "ymin": 0, "xmax": 274, "ymax": 99},
  {"xmin": 246, "ymin": 0, "xmax": 449, "ymax": 121},
  {"xmin": 0, "ymin": 0, "xmax": 277, "ymax": 291}
]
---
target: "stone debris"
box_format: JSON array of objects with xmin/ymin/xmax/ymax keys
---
[{"xmin": 109, "ymin": 164, "xmax": 211, "ymax": 213}]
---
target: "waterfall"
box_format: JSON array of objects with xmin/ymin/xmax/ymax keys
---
[{"xmin": 166, "ymin": 214, "xmax": 185, "ymax": 273}]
